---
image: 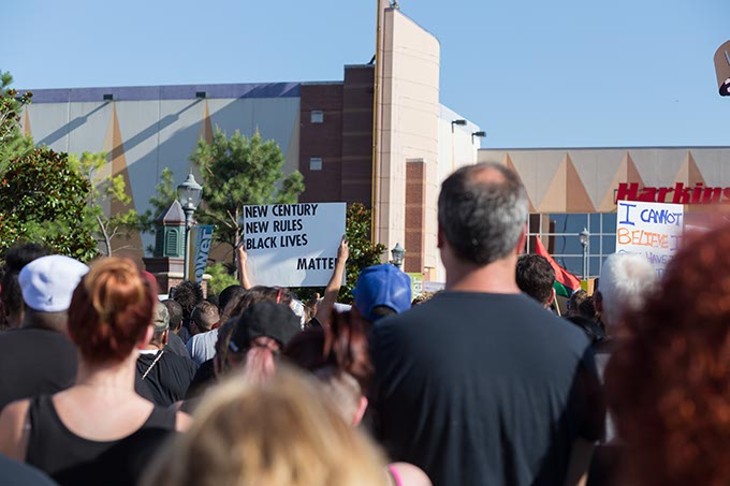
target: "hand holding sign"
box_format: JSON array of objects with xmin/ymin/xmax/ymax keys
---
[{"xmin": 242, "ymin": 203, "xmax": 346, "ymax": 287}]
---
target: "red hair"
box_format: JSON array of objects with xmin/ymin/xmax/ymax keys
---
[
  {"xmin": 605, "ymin": 226, "xmax": 730, "ymax": 486},
  {"xmin": 68, "ymin": 257, "xmax": 156, "ymax": 365}
]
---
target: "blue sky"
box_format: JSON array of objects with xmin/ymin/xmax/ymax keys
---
[{"xmin": 3, "ymin": 0, "xmax": 728, "ymax": 148}]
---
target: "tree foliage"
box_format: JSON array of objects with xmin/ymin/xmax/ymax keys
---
[
  {"xmin": 206, "ymin": 262, "xmax": 240, "ymax": 295},
  {"xmin": 0, "ymin": 147, "xmax": 98, "ymax": 261},
  {"xmin": 140, "ymin": 167, "xmax": 177, "ymax": 233},
  {"xmin": 341, "ymin": 203, "xmax": 386, "ymax": 303},
  {"xmin": 191, "ymin": 129, "xmax": 304, "ymax": 264},
  {"xmin": 69, "ymin": 151, "xmax": 139, "ymax": 256},
  {"xmin": 0, "ymin": 71, "xmax": 33, "ymax": 169}
]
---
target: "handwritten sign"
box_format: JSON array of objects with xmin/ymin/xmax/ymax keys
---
[
  {"xmin": 242, "ymin": 202, "xmax": 346, "ymax": 287},
  {"xmin": 615, "ymin": 200, "xmax": 684, "ymax": 277}
]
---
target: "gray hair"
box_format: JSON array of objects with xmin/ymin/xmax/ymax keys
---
[
  {"xmin": 599, "ymin": 253, "xmax": 657, "ymax": 328},
  {"xmin": 438, "ymin": 162, "xmax": 528, "ymax": 265}
]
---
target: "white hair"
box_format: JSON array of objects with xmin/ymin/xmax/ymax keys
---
[{"xmin": 599, "ymin": 253, "xmax": 657, "ymax": 328}]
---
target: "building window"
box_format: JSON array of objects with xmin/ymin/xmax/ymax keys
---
[
  {"xmin": 310, "ymin": 110, "xmax": 324, "ymax": 124},
  {"xmin": 527, "ymin": 212, "xmax": 617, "ymax": 279},
  {"xmin": 309, "ymin": 157, "xmax": 323, "ymax": 171},
  {"xmin": 165, "ymin": 229, "xmax": 179, "ymax": 256}
]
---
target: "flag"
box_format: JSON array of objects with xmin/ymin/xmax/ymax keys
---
[{"xmin": 533, "ymin": 236, "xmax": 581, "ymax": 298}]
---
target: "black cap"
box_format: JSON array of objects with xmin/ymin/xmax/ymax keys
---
[{"xmin": 228, "ymin": 301, "xmax": 301, "ymax": 353}]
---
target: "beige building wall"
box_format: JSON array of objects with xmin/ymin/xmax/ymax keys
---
[
  {"xmin": 478, "ymin": 147, "xmax": 730, "ymax": 213},
  {"xmin": 375, "ymin": 8, "xmax": 440, "ymax": 275}
]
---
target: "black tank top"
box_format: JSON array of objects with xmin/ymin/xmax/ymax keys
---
[{"xmin": 26, "ymin": 394, "xmax": 176, "ymax": 482}]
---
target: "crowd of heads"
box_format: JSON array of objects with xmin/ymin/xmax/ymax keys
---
[{"xmin": 0, "ymin": 161, "xmax": 727, "ymax": 486}]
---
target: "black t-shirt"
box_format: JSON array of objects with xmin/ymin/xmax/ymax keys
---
[
  {"xmin": 370, "ymin": 291, "xmax": 604, "ymax": 486},
  {"xmin": 0, "ymin": 328, "xmax": 77, "ymax": 411},
  {"xmin": 165, "ymin": 332, "xmax": 192, "ymax": 360},
  {"xmin": 135, "ymin": 350, "xmax": 196, "ymax": 407},
  {"xmin": 185, "ymin": 358, "xmax": 216, "ymax": 400}
]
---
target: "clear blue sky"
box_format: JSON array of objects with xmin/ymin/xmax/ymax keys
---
[{"xmin": 3, "ymin": 0, "xmax": 728, "ymax": 148}]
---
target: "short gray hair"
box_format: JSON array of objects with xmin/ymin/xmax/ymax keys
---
[
  {"xmin": 438, "ymin": 162, "xmax": 528, "ymax": 265},
  {"xmin": 599, "ymin": 253, "xmax": 657, "ymax": 328}
]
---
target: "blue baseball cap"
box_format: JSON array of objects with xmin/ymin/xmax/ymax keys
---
[{"xmin": 353, "ymin": 264, "xmax": 412, "ymax": 322}]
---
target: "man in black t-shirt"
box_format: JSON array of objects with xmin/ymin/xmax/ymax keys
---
[
  {"xmin": 136, "ymin": 303, "xmax": 195, "ymax": 406},
  {"xmin": 0, "ymin": 255, "xmax": 88, "ymax": 412},
  {"xmin": 370, "ymin": 163, "xmax": 604, "ymax": 486}
]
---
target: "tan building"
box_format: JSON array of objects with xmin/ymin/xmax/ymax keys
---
[{"xmin": 478, "ymin": 147, "xmax": 730, "ymax": 278}]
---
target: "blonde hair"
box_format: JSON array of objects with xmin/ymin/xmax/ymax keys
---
[{"xmin": 142, "ymin": 367, "xmax": 388, "ymax": 486}]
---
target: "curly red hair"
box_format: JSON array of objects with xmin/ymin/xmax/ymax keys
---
[
  {"xmin": 68, "ymin": 257, "xmax": 156, "ymax": 365},
  {"xmin": 605, "ymin": 226, "xmax": 730, "ymax": 486}
]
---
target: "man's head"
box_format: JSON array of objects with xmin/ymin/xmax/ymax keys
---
[
  {"xmin": 190, "ymin": 300, "xmax": 220, "ymax": 335},
  {"xmin": 567, "ymin": 290, "xmax": 597, "ymax": 319},
  {"xmin": 353, "ymin": 264, "xmax": 411, "ymax": 322},
  {"xmin": 438, "ymin": 162, "xmax": 528, "ymax": 267},
  {"xmin": 0, "ymin": 243, "xmax": 50, "ymax": 329},
  {"xmin": 19, "ymin": 255, "xmax": 89, "ymax": 331},
  {"xmin": 162, "ymin": 299, "xmax": 183, "ymax": 333},
  {"xmin": 151, "ymin": 302, "xmax": 170, "ymax": 346},
  {"xmin": 516, "ymin": 254, "xmax": 555, "ymax": 307},
  {"xmin": 172, "ymin": 280, "xmax": 204, "ymax": 321},
  {"xmin": 596, "ymin": 253, "xmax": 657, "ymax": 329}
]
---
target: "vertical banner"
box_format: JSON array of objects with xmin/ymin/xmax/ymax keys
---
[
  {"xmin": 191, "ymin": 224, "xmax": 215, "ymax": 283},
  {"xmin": 242, "ymin": 203, "xmax": 346, "ymax": 287},
  {"xmin": 615, "ymin": 200, "xmax": 683, "ymax": 277}
]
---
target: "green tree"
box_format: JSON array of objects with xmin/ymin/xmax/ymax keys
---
[
  {"xmin": 69, "ymin": 151, "xmax": 140, "ymax": 256},
  {"xmin": 139, "ymin": 167, "xmax": 177, "ymax": 234},
  {"xmin": 0, "ymin": 71, "xmax": 33, "ymax": 169},
  {"xmin": 191, "ymin": 129, "xmax": 304, "ymax": 265},
  {"xmin": 341, "ymin": 203, "xmax": 386, "ymax": 303},
  {"xmin": 0, "ymin": 147, "xmax": 98, "ymax": 261},
  {"xmin": 206, "ymin": 262, "xmax": 240, "ymax": 295}
]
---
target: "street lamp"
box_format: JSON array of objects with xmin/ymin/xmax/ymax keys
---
[
  {"xmin": 391, "ymin": 242, "xmax": 406, "ymax": 270},
  {"xmin": 579, "ymin": 228, "xmax": 590, "ymax": 280},
  {"xmin": 177, "ymin": 172, "xmax": 203, "ymax": 281},
  {"xmin": 451, "ymin": 119, "xmax": 467, "ymax": 132}
]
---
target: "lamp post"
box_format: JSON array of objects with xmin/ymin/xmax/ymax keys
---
[
  {"xmin": 579, "ymin": 228, "xmax": 590, "ymax": 280},
  {"xmin": 450, "ymin": 118, "xmax": 467, "ymax": 133},
  {"xmin": 177, "ymin": 173, "xmax": 203, "ymax": 281},
  {"xmin": 391, "ymin": 242, "xmax": 406, "ymax": 270}
]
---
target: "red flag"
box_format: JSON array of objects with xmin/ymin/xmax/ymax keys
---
[{"xmin": 533, "ymin": 236, "xmax": 581, "ymax": 297}]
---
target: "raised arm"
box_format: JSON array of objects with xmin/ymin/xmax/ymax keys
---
[
  {"xmin": 314, "ymin": 236, "xmax": 349, "ymax": 327},
  {"xmin": 236, "ymin": 244, "xmax": 253, "ymax": 290}
]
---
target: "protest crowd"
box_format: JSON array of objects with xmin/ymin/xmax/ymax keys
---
[{"xmin": 0, "ymin": 161, "xmax": 727, "ymax": 485}]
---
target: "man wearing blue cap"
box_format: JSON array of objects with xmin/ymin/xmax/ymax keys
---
[
  {"xmin": 353, "ymin": 264, "xmax": 412, "ymax": 323},
  {"xmin": 369, "ymin": 163, "xmax": 603, "ymax": 486}
]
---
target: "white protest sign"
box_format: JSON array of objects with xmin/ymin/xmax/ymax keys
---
[
  {"xmin": 615, "ymin": 200, "xmax": 684, "ymax": 277},
  {"xmin": 242, "ymin": 202, "xmax": 346, "ymax": 287}
]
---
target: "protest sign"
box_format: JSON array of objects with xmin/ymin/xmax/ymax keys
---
[
  {"xmin": 242, "ymin": 202, "xmax": 346, "ymax": 287},
  {"xmin": 192, "ymin": 225, "xmax": 214, "ymax": 283},
  {"xmin": 615, "ymin": 200, "xmax": 684, "ymax": 277}
]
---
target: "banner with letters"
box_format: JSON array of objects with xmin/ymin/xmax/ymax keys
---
[
  {"xmin": 191, "ymin": 225, "xmax": 215, "ymax": 283},
  {"xmin": 615, "ymin": 200, "xmax": 684, "ymax": 277},
  {"xmin": 242, "ymin": 202, "xmax": 346, "ymax": 287}
]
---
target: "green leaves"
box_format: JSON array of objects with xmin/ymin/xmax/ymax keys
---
[
  {"xmin": 191, "ymin": 128, "xmax": 305, "ymax": 262},
  {"xmin": 0, "ymin": 147, "xmax": 98, "ymax": 261},
  {"xmin": 341, "ymin": 203, "xmax": 386, "ymax": 303}
]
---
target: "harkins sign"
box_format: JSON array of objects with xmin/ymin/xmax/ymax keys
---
[{"xmin": 616, "ymin": 183, "xmax": 730, "ymax": 205}]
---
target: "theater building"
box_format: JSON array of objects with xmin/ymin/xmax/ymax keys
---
[{"xmin": 478, "ymin": 146, "xmax": 730, "ymax": 278}]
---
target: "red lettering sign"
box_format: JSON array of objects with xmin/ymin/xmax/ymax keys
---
[{"xmin": 615, "ymin": 183, "xmax": 730, "ymax": 205}]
